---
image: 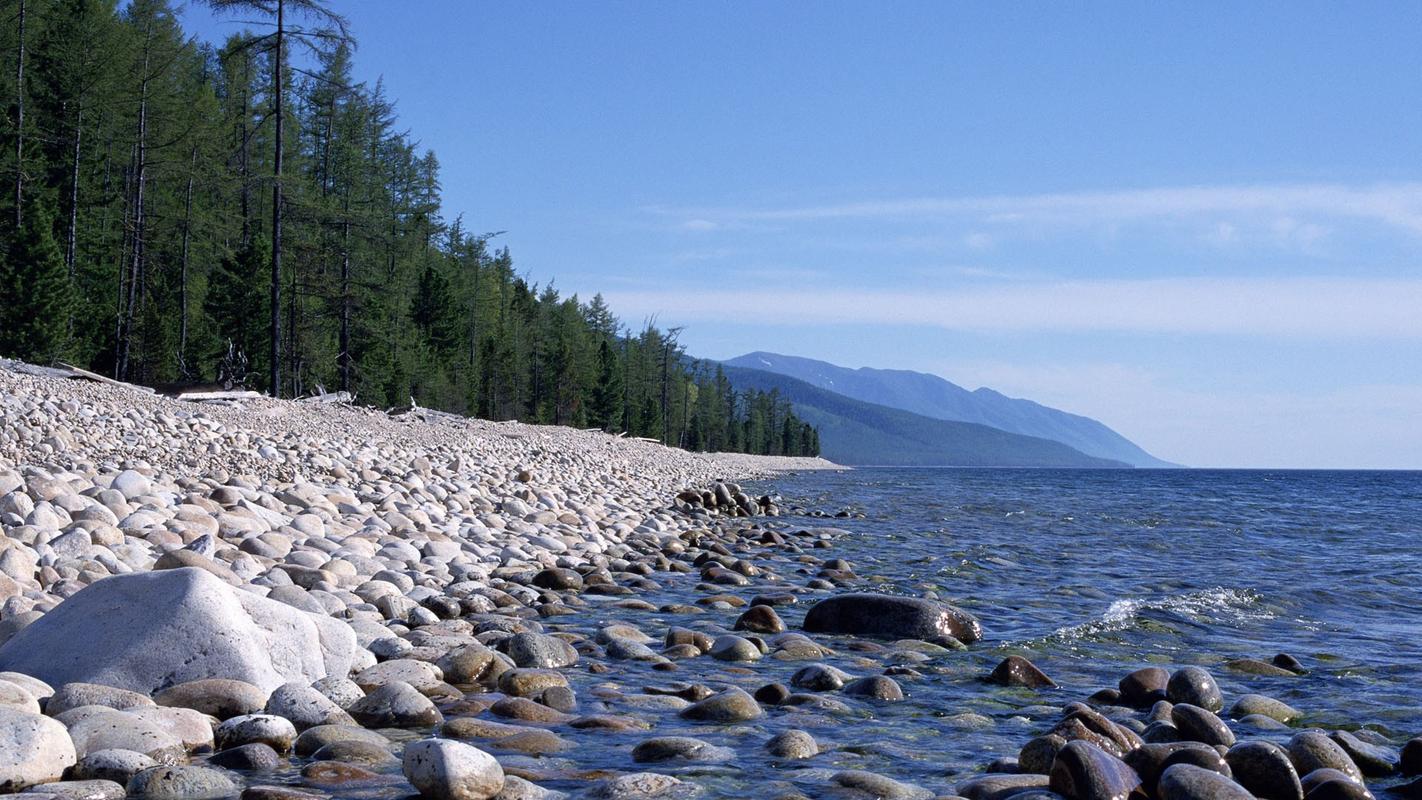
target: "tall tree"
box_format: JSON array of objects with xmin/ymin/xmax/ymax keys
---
[{"xmin": 200, "ymin": 0, "xmax": 349, "ymax": 396}]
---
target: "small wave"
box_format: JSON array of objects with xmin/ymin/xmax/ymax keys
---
[{"xmin": 1047, "ymin": 587, "xmax": 1269, "ymax": 643}]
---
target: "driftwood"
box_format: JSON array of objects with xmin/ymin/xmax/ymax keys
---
[
  {"xmin": 176, "ymin": 390, "xmax": 266, "ymax": 402},
  {"xmin": 300, "ymin": 390, "xmax": 353, "ymax": 405},
  {"xmin": 57, "ymin": 363, "xmax": 156, "ymax": 393},
  {"xmin": 3, "ymin": 362, "xmax": 73, "ymax": 380}
]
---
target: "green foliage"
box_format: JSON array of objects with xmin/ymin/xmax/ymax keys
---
[
  {"xmin": 0, "ymin": 197, "xmax": 73, "ymax": 363},
  {"xmin": 0, "ymin": 0, "xmax": 819, "ymax": 456}
]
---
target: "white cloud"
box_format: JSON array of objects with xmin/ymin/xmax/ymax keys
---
[
  {"xmin": 603, "ymin": 277, "xmax": 1422, "ymax": 339},
  {"xmin": 662, "ymin": 183, "xmax": 1422, "ymax": 234}
]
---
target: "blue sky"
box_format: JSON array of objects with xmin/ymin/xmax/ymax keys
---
[{"xmin": 179, "ymin": 2, "xmax": 1422, "ymax": 469}]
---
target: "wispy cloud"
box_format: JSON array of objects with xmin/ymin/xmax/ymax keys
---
[
  {"xmin": 655, "ymin": 182, "xmax": 1422, "ymax": 236},
  {"xmin": 603, "ymin": 277, "xmax": 1422, "ymax": 339}
]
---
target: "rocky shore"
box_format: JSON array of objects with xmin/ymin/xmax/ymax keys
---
[{"xmin": 0, "ymin": 360, "xmax": 1418, "ymax": 800}]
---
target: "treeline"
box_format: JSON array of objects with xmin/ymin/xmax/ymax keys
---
[{"xmin": 0, "ymin": 0, "xmax": 819, "ymax": 457}]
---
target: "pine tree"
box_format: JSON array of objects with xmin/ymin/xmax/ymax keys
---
[{"xmin": 0, "ymin": 197, "xmax": 73, "ymax": 362}]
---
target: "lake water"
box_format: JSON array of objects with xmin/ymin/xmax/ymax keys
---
[{"xmin": 731, "ymin": 467, "xmax": 1422, "ymax": 789}]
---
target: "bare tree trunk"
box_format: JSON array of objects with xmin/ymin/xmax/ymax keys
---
[
  {"xmin": 269, "ymin": 0, "xmax": 284, "ymax": 396},
  {"xmin": 339, "ymin": 206, "xmax": 351, "ymax": 393},
  {"xmin": 179, "ymin": 145, "xmax": 196, "ymax": 371},
  {"xmin": 120, "ymin": 40, "xmax": 152, "ymax": 382},
  {"xmin": 66, "ymin": 107, "xmax": 81, "ymax": 277},
  {"xmin": 239, "ymin": 49, "xmax": 251, "ymax": 244},
  {"xmin": 14, "ymin": 0, "xmax": 27, "ymax": 230}
]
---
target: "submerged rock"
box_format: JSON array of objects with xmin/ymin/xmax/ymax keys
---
[{"xmin": 802, "ymin": 593, "xmax": 982, "ymax": 643}]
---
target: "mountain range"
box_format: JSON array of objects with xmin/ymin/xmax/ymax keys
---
[{"xmin": 717, "ymin": 352, "xmax": 1175, "ymax": 468}]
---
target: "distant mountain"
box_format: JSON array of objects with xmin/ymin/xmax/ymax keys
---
[
  {"xmin": 714, "ymin": 363, "xmax": 1129, "ymax": 468},
  {"xmin": 723, "ymin": 352, "xmax": 1175, "ymax": 468}
]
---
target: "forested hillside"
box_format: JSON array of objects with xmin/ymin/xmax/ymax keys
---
[{"xmin": 0, "ymin": 0, "xmax": 817, "ymax": 457}]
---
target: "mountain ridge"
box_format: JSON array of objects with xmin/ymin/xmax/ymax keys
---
[
  {"xmin": 724, "ymin": 352, "xmax": 1176, "ymax": 468},
  {"xmin": 711, "ymin": 363, "xmax": 1131, "ymax": 468}
]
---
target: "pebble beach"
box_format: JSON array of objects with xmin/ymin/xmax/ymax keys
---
[{"xmin": 0, "ymin": 360, "xmax": 1418, "ymax": 800}]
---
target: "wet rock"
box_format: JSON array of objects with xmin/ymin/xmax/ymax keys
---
[
  {"xmin": 1171, "ymin": 704, "xmax": 1235, "ymax": 747},
  {"xmin": 631, "ymin": 736, "xmax": 734, "ymax": 763},
  {"xmin": 263, "ymin": 683, "xmax": 354, "ymax": 730},
  {"xmin": 1299, "ymin": 770, "xmax": 1371, "ymax": 800},
  {"xmin": 956, "ymin": 773, "xmax": 1050, "ymax": 799},
  {"xmin": 830, "ymin": 770, "xmax": 933, "ymax": 800},
  {"xmin": 530, "ymin": 569, "xmax": 582, "ymax": 592},
  {"xmin": 347, "ymin": 681, "xmax": 443, "ymax": 728},
  {"xmin": 802, "ymin": 593, "xmax": 982, "ymax": 643},
  {"xmin": 125, "ymin": 766, "xmax": 239, "ymax": 800},
  {"xmin": 790, "ymin": 663, "xmax": 851, "ymax": 692},
  {"xmin": 1125, "ymin": 742, "xmax": 1227, "ymax": 789},
  {"xmin": 587, "ymin": 772, "xmax": 687, "ymax": 799},
  {"xmin": 1289, "ymin": 732, "xmax": 1364, "ymax": 784},
  {"xmin": 497, "ymin": 669, "xmax": 569, "ymax": 699},
  {"xmin": 0, "ymin": 708, "xmax": 78, "ymax": 790},
  {"xmin": 215, "ymin": 714, "xmax": 297, "ymax": 754},
  {"xmin": 988, "ymin": 656, "xmax": 1057, "ymax": 689},
  {"xmin": 1403, "ymin": 738, "xmax": 1422, "ymax": 775},
  {"xmin": 1227, "ymin": 741, "xmax": 1304, "ymax": 800},
  {"xmin": 1273, "ymin": 654, "xmax": 1307, "ymax": 674},
  {"xmin": 74, "ymin": 749, "xmax": 159, "ymax": 785},
  {"xmin": 23, "ymin": 778, "xmax": 127, "ymax": 800},
  {"xmin": 708, "ymin": 635, "xmax": 762, "ymax": 663},
  {"xmin": 154, "ymin": 679, "xmax": 267, "ymax": 721},
  {"xmin": 1329, "ymin": 731, "xmax": 1397, "ymax": 777},
  {"xmin": 679, "ymin": 687, "xmax": 762, "ymax": 723},
  {"xmin": 402, "ymin": 739, "xmax": 505, "ymax": 800},
  {"xmin": 489, "ymin": 698, "xmax": 573, "ymax": 724},
  {"xmin": 207, "ymin": 743, "xmax": 281, "ymax": 771},
  {"xmin": 842, "ymin": 675, "xmax": 904, "ymax": 701},
  {"xmin": 1158, "ymin": 763, "xmax": 1253, "ymax": 799},
  {"xmin": 293, "ymin": 725, "xmax": 389, "ymax": 757},
  {"xmin": 733, "ymin": 606, "xmax": 785, "ymax": 634},
  {"xmin": 1225, "ymin": 659, "xmax": 1298, "ymax": 677},
  {"xmin": 504, "ymin": 634, "xmax": 578, "ymax": 669},
  {"xmin": 300, "ymin": 760, "xmax": 386, "ymax": 787},
  {"xmin": 1048, "ymin": 740, "xmax": 1143, "ymax": 800},
  {"xmin": 0, "ymin": 568, "xmax": 358, "ymax": 694},
  {"xmin": 1020, "ymin": 734, "xmax": 1068, "ymax": 775},
  {"xmin": 1166, "ymin": 667, "xmax": 1222, "ymax": 712},
  {"xmin": 766, "ymin": 730, "xmax": 818, "ymax": 760},
  {"xmin": 754, "ymin": 684, "xmax": 791, "ymax": 705},
  {"xmin": 1228, "ymin": 694, "xmax": 1300, "ymax": 724}
]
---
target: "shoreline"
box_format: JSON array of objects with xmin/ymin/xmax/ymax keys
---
[{"xmin": 0, "ymin": 359, "xmax": 1411, "ymax": 800}]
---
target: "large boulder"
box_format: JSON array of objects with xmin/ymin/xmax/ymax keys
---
[
  {"xmin": 802, "ymin": 593, "xmax": 982, "ymax": 643},
  {"xmin": 0, "ymin": 568, "xmax": 359, "ymax": 694}
]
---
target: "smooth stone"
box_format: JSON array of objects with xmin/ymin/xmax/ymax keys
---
[
  {"xmin": 631, "ymin": 736, "xmax": 734, "ymax": 763},
  {"xmin": 988, "ymin": 656, "xmax": 1057, "ymax": 689},
  {"xmin": 0, "ymin": 708, "xmax": 78, "ymax": 790},
  {"xmin": 679, "ymin": 687, "xmax": 762, "ymax": 723},
  {"xmin": 766, "ymin": 730, "xmax": 818, "ymax": 760},
  {"xmin": 74, "ymin": 750, "xmax": 158, "ymax": 785},
  {"xmin": 1403, "ymin": 738, "xmax": 1422, "ymax": 776},
  {"xmin": 1119, "ymin": 668, "xmax": 1169, "ymax": 708},
  {"xmin": 733, "ymin": 606, "xmax": 785, "ymax": 634},
  {"xmin": 125, "ymin": 766, "xmax": 239, "ymax": 800},
  {"xmin": 587, "ymin": 773, "xmax": 686, "ymax": 799},
  {"xmin": 1227, "ymin": 741, "xmax": 1304, "ymax": 800},
  {"xmin": 956, "ymin": 773, "xmax": 1050, "ymax": 800},
  {"xmin": 0, "ymin": 569, "xmax": 358, "ymax": 695},
  {"xmin": 790, "ymin": 664, "xmax": 852, "ymax": 692},
  {"xmin": 708, "ymin": 636, "xmax": 761, "ymax": 663},
  {"xmin": 1290, "ymin": 732, "xmax": 1364, "ymax": 784},
  {"xmin": 19, "ymin": 779, "xmax": 126, "ymax": 800},
  {"xmin": 1329, "ymin": 731, "xmax": 1397, "ymax": 777},
  {"xmin": 293, "ymin": 725, "xmax": 389, "ymax": 757},
  {"xmin": 1125, "ymin": 743, "xmax": 1226, "ymax": 789},
  {"xmin": 1229, "ymin": 694, "xmax": 1300, "ymax": 724},
  {"xmin": 1158, "ymin": 763, "xmax": 1253, "ymax": 799},
  {"xmin": 1300, "ymin": 772, "xmax": 1371, "ymax": 800},
  {"xmin": 1171, "ymin": 704, "xmax": 1235, "ymax": 747},
  {"xmin": 66, "ymin": 711, "xmax": 184, "ymax": 762},
  {"xmin": 488, "ymin": 698, "xmax": 573, "ymax": 724},
  {"xmin": 309, "ymin": 741, "xmax": 397, "ymax": 766},
  {"xmin": 802, "ymin": 593, "xmax": 982, "ymax": 643},
  {"xmin": 215, "ymin": 715, "xmax": 297, "ymax": 754},
  {"xmin": 497, "ymin": 669, "xmax": 569, "ymax": 699},
  {"xmin": 842, "ymin": 675, "xmax": 904, "ymax": 701},
  {"xmin": 504, "ymin": 634, "xmax": 577, "ymax": 669},
  {"xmin": 1166, "ymin": 667, "xmax": 1222, "ymax": 713},
  {"xmin": 347, "ymin": 681, "xmax": 442, "ymax": 728},
  {"xmin": 207, "ymin": 743, "xmax": 281, "ymax": 771},
  {"xmin": 1048, "ymin": 740, "xmax": 1143, "ymax": 800},
  {"xmin": 46, "ymin": 684, "xmax": 153, "ymax": 716},
  {"xmin": 830, "ymin": 770, "xmax": 933, "ymax": 800},
  {"xmin": 402, "ymin": 739, "xmax": 505, "ymax": 800},
  {"xmin": 263, "ymin": 683, "xmax": 354, "ymax": 731},
  {"xmin": 1225, "ymin": 659, "xmax": 1298, "ymax": 677},
  {"xmin": 154, "ymin": 680, "xmax": 267, "ymax": 721}
]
